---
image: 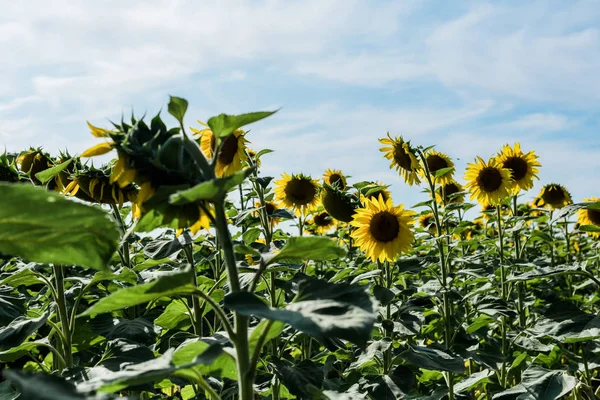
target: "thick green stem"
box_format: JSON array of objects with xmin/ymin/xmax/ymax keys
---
[
  {"xmin": 53, "ymin": 265, "xmax": 72, "ymax": 370},
  {"xmin": 497, "ymin": 205, "xmax": 508, "ymax": 388},
  {"xmin": 512, "ymin": 196, "xmax": 526, "ymax": 328},
  {"xmin": 214, "ymin": 200, "xmax": 253, "ymax": 400},
  {"xmin": 548, "ymin": 210, "xmax": 555, "ymax": 268},
  {"xmin": 110, "ymin": 204, "xmax": 130, "ymax": 269},
  {"xmin": 184, "ymin": 243, "xmax": 204, "ymax": 336}
]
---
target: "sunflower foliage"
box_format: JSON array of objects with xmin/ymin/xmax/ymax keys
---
[{"xmin": 1, "ymin": 98, "xmax": 600, "ymax": 400}]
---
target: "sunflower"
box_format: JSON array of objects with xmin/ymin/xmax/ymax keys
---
[
  {"xmin": 246, "ymin": 148, "xmax": 262, "ymax": 167},
  {"xmin": 192, "ymin": 122, "xmax": 249, "ymax": 177},
  {"xmin": 360, "ymin": 181, "xmax": 392, "ymax": 204},
  {"xmin": 17, "ymin": 148, "xmax": 53, "ymax": 185},
  {"xmin": 577, "ymin": 197, "xmax": 600, "ymax": 237},
  {"xmin": 494, "ymin": 143, "xmax": 540, "ymax": 193},
  {"xmin": 0, "ymin": 152, "xmax": 20, "ymax": 183},
  {"xmin": 418, "ymin": 213, "xmax": 436, "ymax": 234},
  {"xmin": 435, "ymin": 181, "xmax": 465, "ymax": 205},
  {"xmin": 464, "ymin": 157, "xmax": 513, "ymax": 206},
  {"xmin": 379, "ymin": 133, "xmax": 421, "ymax": 186},
  {"xmin": 465, "ymin": 218, "xmax": 484, "ymax": 240},
  {"xmin": 308, "ymin": 211, "xmax": 337, "ymax": 235},
  {"xmin": 420, "ymin": 150, "xmax": 455, "ymax": 185},
  {"xmin": 536, "ymin": 184, "xmax": 572, "ymax": 210},
  {"xmin": 274, "ymin": 173, "xmax": 320, "ymax": 216},
  {"xmin": 255, "ymin": 200, "xmax": 282, "ymax": 225},
  {"xmin": 350, "ymin": 195, "xmax": 415, "ymax": 262},
  {"xmin": 321, "ymin": 184, "xmax": 357, "ymax": 222},
  {"xmin": 63, "ymin": 170, "xmax": 138, "ymax": 207},
  {"xmin": 323, "ymin": 169, "xmax": 347, "ymax": 190}
]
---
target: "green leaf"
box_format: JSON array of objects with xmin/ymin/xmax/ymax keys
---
[
  {"xmin": 265, "ymin": 236, "xmax": 346, "ymax": 265},
  {"xmin": 271, "ymin": 359, "xmax": 324, "ymax": 398},
  {"xmin": 530, "ymin": 229, "xmax": 553, "ymax": 244},
  {"xmin": 433, "ymin": 167, "xmax": 454, "ymax": 179},
  {"xmin": 453, "ymin": 369, "xmax": 492, "ymax": 393},
  {"xmin": 80, "ymin": 266, "xmax": 195, "ymax": 316},
  {"xmin": 400, "ymin": 345, "xmax": 465, "ymax": 374},
  {"xmin": 167, "ymin": 96, "xmax": 188, "ymax": 125},
  {"xmin": 34, "ymin": 158, "xmax": 73, "ymax": 184},
  {"xmin": 530, "ymin": 301, "xmax": 600, "ymax": 343},
  {"xmin": 207, "ymin": 110, "xmax": 277, "ymax": 138},
  {"xmin": 579, "ymin": 224, "xmax": 600, "ymax": 233},
  {"xmin": 242, "ymin": 228, "xmax": 262, "ymax": 245},
  {"xmin": 173, "ymin": 337, "xmax": 237, "ymax": 380},
  {"xmin": 0, "ymin": 380, "xmax": 19, "ymax": 400},
  {"xmin": 0, "ymin": 183, "xmax": 119, "ymax": 271},
  {"xmin": 169, "ymin": 168, "xmax": 253, "ymax": 204},
  {"xmin": 3, "ymin": 370, "xmax": 114, "ymax": 399},
  {"xmin": 492, "ymin": 365, "xmax": 577, "ymax": 399},
  {"xmin": 155, "ymin": 299, "xmax": 191, "ymax": 330},
  {"xmin": 224, "ymin": 278, "xmax": 376, "ymax": 349},
  {"xmin": 0, "ymin": 312, "xmax": 49, "ymax": 351}
]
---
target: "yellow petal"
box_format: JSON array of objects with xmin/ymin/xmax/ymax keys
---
[
  {"xmin": 87, "ymin": 121, "xmax": 111, "ymax": 138},
  {"xmin": 81, "ymin": 142, "xmax": 115, "ymax": 157}
]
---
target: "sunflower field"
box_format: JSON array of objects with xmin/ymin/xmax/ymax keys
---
[{"xmin": 2, "ymin": 96, "xmax": 600, "ymax": 400}]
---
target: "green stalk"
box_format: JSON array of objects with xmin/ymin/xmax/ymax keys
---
[
  {"xmin": 110, "ymin": 204, "xmax": 130, "ymax": 269},
  {"xmin": 214, "ymin": 200, "xmax": 253, "ymax": 400},
  {"xmin": 418, "ymin": 150, "xmax": 454, "ymax": 399},
  {"xmin": 512, "ymin": 196, "xmax": 526, "ymax": 328},
  {"xmin": 548, "ymin": 210, "xmax": 555, "ymax": 267},
  {"xmin": 53, "ymin": 265, "xmax": 72, "ymax": 370},
  {"xmin": 184, "ymin": 243, "xmax": 204, "ymax": 336},
  {"xmin": 496, "ymin": 205, "xmax": 508, "ymax": 388}
]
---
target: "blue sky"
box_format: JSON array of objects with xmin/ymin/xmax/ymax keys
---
[{"xmin": 1, "ymin": 0, "xmax": 599, "ymax": 209}]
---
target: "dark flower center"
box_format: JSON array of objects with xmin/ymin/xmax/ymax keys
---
[
  {"xmin": 427, "ymin": 154, "xmax": 449, "ymax": 174},
  {"xmin": 587, "ymin": 209, "xmax": 600, "ymax": 225},
  {"xmin": 218, "ymin": 134, "xmax": 239, "ymax": 164},
  {"xmin": 285, "ymin": 178, "xmax": 316, "ymax": 206},
  {"xmin": 370, "ymin": 211, "xmax": 400, "ymax": 242},
  {"xmin": 328, "ymin": 174, "xmax": 345, "ymax": 189},
  {"xmin": 265, "ymin": 202, "xmax": 276, "ymax": 215},
  {"xmin": 393, "ymin": 143, "xmax": 413, "ymax": 171},
  {"xmin": 502, "ymin": 156, "xmax": 528, "ymax": 181},
  {"xmin": 477, "ymin": 167, "xmax": 502, "ymax": 193},
  {"xmin": 542, "ymin": 186, "xmax": 567, "ymax": 206},
  {"xmin": 420, "ymin": 215, "xmax": 434, "ymax": 229},
  {"xmin": 314, "ymin": 212, "xmax": 333, "ymax": 227},
  {"xmin": 440, "ymin": 182, "xmax": 461, "ymax": 203}
]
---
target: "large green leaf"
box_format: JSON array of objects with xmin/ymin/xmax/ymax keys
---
[
  {"xmin": 0, "ymin": 380, "xmax": 19, "ymax": 400},
  {"xmin": 492, "ymin": 365, "xmax": 577, "ymax": 399},
  {"xmin": 0, "ymin": 183, "xmax": 119, "ymax": 271},
  {"xmin": 265, "ymin": 236, "xmax": 346, "ymax": 265},
  {"xmin": 399, "ymin": 345, "xmax": 465, "ymax": 374},
  {"xmin": 80, "ymin": 266, "xmax": 195, "ymax": 316},
  {"xmin": 3, "ymin": 370, "xmax": 114, "ymax": 399},
  {"xmin": 271, "ymin": 359, "xmax": 324, "ymax": 398},
  {"xmin": 0, "ymin": 312, "xmax": 49, "ymax": 351},
  {"xmin": 167, "ymin": 96, "xmax": 188, "ymax": 125},
  {"xmin": 207, "ymin": 110, "xmax": 277, "ymax": 138},
  {"xmin": 530, "ymin": 301, "xmax": 600, "ymax": 343},
  {"xmin": 224, "ymin": 277, "xmax": 376, "ymax": 349},
  {"xmin": 34, "ymin": 158, "xmax": 73, "ymax": 184}
]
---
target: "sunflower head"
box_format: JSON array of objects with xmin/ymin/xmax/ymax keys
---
[
  {"xmin": 323, "ymin": 169, "xmax": 347, "ymax": 190},
  {"xmin": 254, "ymin": 200, "xmax": 282, "ymax": 225},
  {"xmin": 464, "ymin": 157, "xmax": 513, "ymax": 206},
  {"xmin": 493, "ymin": 143, "xmax": 540, "ymax": 193},
  {"xmin": 274, "ymin": 173, "xmax": 320, "ymax": 216},
  {"xmin": 537, "ymin": 184, "xmax": 573, "ymax": 210},
  {"xmin": 435, "ymin": 181, "xmax": 465, "ymax": 205},
  {"xmin": 350, "ymin": 195, "xmax": 415, "ymax": 262},
  {"xmin": 245, "ymin": 148, "xmax": 262, "ymax": 168},
  {"xmin": 421, "ymin": 150, "xmax": 455, "ymax": 185},
  {"xmin": 321, "ymin": 184, "xmax": 358, "ymax": 222},
  {"xmin": 17, "ymin": 148, "xmax": 54, "ymax": 185},
  {"xmin": 379, "ymin": 133, "xmax": 421, "ymax": 186},
  {"xmin": 193, "ymin": 122, "xmax": 249, "ymax": 177},
  {"xmin": 418, "ymin": 213, "xmax": 436, "ymax": 234},
  {"xmin": 577, "ymin": 197, "xmax": 600, "ymax": 237},
  {"xmin": 63, "ymin": 167, "xmax": 138, "ymax": 207},
  {"xmin": 308, "ymin": 211, "xmax": 337, "ymax": 235}
]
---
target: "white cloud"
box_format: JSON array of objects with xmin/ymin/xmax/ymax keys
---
[{"xmin": 503, "ymin": 113, "xmax": 571, "ymax": 132}]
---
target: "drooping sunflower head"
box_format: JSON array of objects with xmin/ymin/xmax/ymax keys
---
[
  {"xmin": 379, "ymin": 133, "xmax": 421, "ymax": 186},
  {"xmin": 359, "ymin": 181, "xmax": 392, "ymax": 204},
  {"xmin": 435, "ymin": 181, "xmax": 465, "ymax": 205},
  {"xmin": 17, "ymin": 148, "xmax": 54, "ymax": 185},
  {"xmin": 308, "ymin": 211, "xmax": 337, "ymax": 235},
  {"xmin": 254, "ymin": 200, "xmax": 282, "ymax": 225},
  {"xmin": 464, "ymin": 157, "xmax": 513, "ymax": 206},
  {"xmin": 350, "ymin": 195, "xmax": 415, "ymax": 262},
  {"xmin": 193, "ymin": 122, "xmax": 249, "ymax": 177},
  {"xmin": 537, "ymin": 183, "xmax": 573, "ymax": 210},
  {"xmin": 321, "ymin": 184, "xmax": 358, "ymax": 222},
  {"xmin": 577, "ymin": 197, "xmax": 600, "ymax": 237},
  {"xmin": 421, "ymin": 150, "xmax": 455, "ymax": 185},
  {"xmin": 418, "ymin": 213, "xmax": 436, "ymax": 234},
  {"xmin": 63, "ymin": 168, "xmax": 138, "ymax": 207},
  {"xmin": 493, "ymin": 143, "xmax": 540, "ymax": 193},
  {"xmin": 323, "ymin": 169, "xmax": 347, "ymax": 190},
  {"xmin": 274, "ymin": 173, "xmax": 320, "ymax": 216}
]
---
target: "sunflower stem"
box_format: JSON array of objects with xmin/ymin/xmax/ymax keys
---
[
  {"xmin": 549, "ymin": 210, "xmax": 555, "ymax": 268},
  {"xmin": 53, "ymin": 264, "xmax": 73, "ymax": 370},
  {"xmin": 184, "ymin": 242, "xmax": 204, "ymax": 336},
  {"xmin": 512, "ymin": 196, "xmax": 526, "ymax": 328},
  {"xmin": 110, "ymin": 204, "xmax": 130, "ymax": 269},
  {"xmin": 496, "ymin": 205, "xmax": 508, "ymax": 388}
]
